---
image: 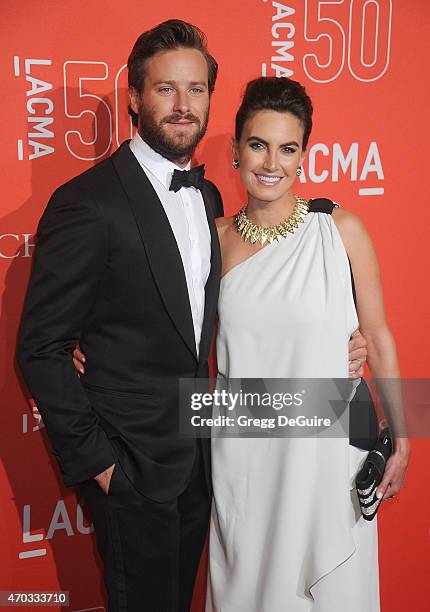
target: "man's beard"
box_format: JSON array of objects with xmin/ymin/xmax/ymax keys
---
[{"xmin": 138, "ymin": 105, "xmax": 209, "ymax": 164}]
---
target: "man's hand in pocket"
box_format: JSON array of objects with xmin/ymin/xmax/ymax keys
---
[{"xmin": 94, "ymin": 464, "xmax": 116, "ymax": 495}]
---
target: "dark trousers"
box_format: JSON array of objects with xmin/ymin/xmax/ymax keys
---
[{"xmin": 79, "ymin": 443, "xmax": 211, "ymax": 612}]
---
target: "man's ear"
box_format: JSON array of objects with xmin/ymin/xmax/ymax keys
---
[{"xmin": 129, "ymin": 87, "xmax": 140, "ymax": 115}]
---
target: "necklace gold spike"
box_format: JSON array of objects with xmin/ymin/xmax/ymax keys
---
[{"xmin": 234, "ymin": 196, "xmax": 309, "ymax": 246}]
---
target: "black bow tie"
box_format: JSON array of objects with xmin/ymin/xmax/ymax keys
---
[{"xmin": 169, "ymin": 164, "xmax": 205, "ymax": 192}]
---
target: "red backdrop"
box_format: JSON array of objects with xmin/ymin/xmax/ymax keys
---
[{"xmin": 1, "ymin": 1, "xmax": 429, "ymax": 610}]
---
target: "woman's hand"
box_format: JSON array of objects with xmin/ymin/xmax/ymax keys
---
[
  {"xmin": 73, "ymin": 345, "xmax": 86, "ymax": 375},
  {"xmin": 348, "ymin": 329, "xmax": 367, "ymax": 379},
  {"xmin": 376, "ymin": 439, "xmax": 410, "ymax": 500}
]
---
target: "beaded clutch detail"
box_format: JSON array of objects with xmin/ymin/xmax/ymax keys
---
[{"xmin": 355, "ymin": 428, "xmax": 392, "ymax": 520}]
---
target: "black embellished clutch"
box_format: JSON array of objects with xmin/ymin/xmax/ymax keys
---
[{"xmin": 355, "ymin": 428, "xmax": 392, "ymax": 520}]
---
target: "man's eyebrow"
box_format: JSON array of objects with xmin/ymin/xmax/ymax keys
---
[
  {"xmin": 246, "ymin": 136, "xmax": 300, "ymax": 147},
  {"xmin": 152, "ymin": 80, "xmax": 208, "ymax": 87}
]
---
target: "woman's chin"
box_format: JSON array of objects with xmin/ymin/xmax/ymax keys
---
[{"xmin": 247, "ymin": 186, "xmax": 286, "ymax": 203}]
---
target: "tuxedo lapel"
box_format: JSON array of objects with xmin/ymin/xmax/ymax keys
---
[
  {"xmin": 111, "ymin": 142, "xmax": 197, "ymax": 361},
  {"xmin": 199, "ymin": 182, "xmax": 222, "ymax": 365}
]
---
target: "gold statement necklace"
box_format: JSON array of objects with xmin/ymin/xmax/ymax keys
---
[{"xmin": 234, "ymin": 196, "xmax": 309, "ymax": 246}]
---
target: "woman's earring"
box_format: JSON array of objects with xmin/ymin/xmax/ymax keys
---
[
  {"xmin": 232, "ymin": 160, "xmax": 240, "ymax": 169},
  {"xmin": 296, "ymin": 167, "xmax": 302, "ymax": 176}
]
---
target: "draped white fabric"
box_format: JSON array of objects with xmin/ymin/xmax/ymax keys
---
[{"xmin": 207, "ymin": 213, "xmax": 380, "ymax": 612}]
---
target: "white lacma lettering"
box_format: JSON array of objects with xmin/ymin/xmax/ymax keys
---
[
  {"xmin": 360, "ymin": 142, "xmax": 384, "ymax": 180},
  {"xmin": 28, "ymin": 116, "xmax": 54, "ymax": 139},
  {"xmin": 46, "ymin": 500, "xmax": 74, "ymax": 539},
  {"xmin": 20, "ymin": 499, "xmax": 93, "ymax": 560},
  {"xmin": 262, "ymin": 2, "xmax": 296, "ymax": 77},
  {"xmin": 332, "ymin": 143, "xmax": 358, "ymax": 182},
  {"xmin": 27, "ymin": 98, "xmax": 54, "ymax": 114},
  {"xmin": 16, "ymin": 57, "xmax": 55, "ymax": 160},
  {"xmin": 308, "ymin": 144, "xmax": 330, "ymax": 183},
  {"xmin": 298, "ymin": 141, "xmax": 385, "ymax": 195}
]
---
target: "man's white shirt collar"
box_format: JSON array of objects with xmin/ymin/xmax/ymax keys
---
[{"xmin": 129, "ymin": 132, "xmax": 191, "ymax": 191}]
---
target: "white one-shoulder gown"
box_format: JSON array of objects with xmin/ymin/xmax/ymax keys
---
[{"xmin": 206, "ymin": 211, "xmax": 380, "ymax": 612}]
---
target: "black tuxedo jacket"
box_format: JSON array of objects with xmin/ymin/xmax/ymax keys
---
[{"xmin": 17, "ymin": 141, "xmax": 223, "ymax": 502}]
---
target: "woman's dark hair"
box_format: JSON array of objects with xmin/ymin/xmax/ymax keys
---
[
  {"xmin": 235, "ymin": 77, "xmax": 313, "ymax": 150},
  {"xmin": 127, "ymin": 19, "xmax": 218, "ymax": 127}
]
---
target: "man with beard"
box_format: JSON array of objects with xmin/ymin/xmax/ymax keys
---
[{"xmin": 17, "ymin": 20, "xmax": 222, "ymax": 612}]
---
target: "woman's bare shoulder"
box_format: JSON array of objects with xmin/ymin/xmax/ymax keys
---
[
  {"xmin": 332, "ymin": 207, "xmax": 367, "ymax": 240},
  {"xmin": 332, "ymin": 207, "xmax": 364, "ymax": 229},
  {"xmin": 332, "ymin": 207, "xmax": 372, "ymax": 256}
]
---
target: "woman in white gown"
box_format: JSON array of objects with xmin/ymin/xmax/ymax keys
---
[{"xmin": 206, "ymin": 77, "xmax": 409, "ymax": 612}]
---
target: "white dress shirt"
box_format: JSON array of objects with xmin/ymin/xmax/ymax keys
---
[{"xmin": 129, "ymin": 133, "xmax": 211, "ymax": 356}]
